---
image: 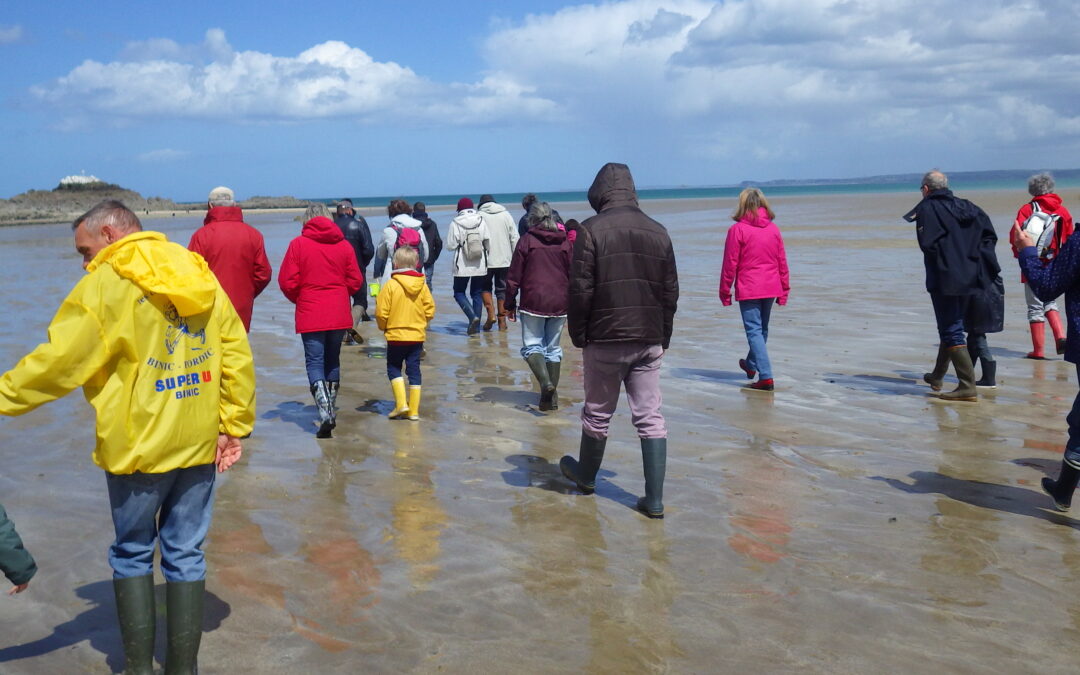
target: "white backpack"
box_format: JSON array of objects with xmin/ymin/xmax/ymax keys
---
[
  {"xmin": 1022, "ymin": 201, "xmax": 1061, "ymax": 259},
  {"xmin": 463, "ymin": 229, "xmax": 484, "ymax": 260}
]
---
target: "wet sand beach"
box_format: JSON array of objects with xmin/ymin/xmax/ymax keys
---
[{"xmin": 3, "ymin": 188, "xmax": 1080, "ymax": 673}]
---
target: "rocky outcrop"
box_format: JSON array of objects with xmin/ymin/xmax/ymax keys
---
[{"xmin": 0, "ymin": 181, "xmax": 182, "ymax": 226}]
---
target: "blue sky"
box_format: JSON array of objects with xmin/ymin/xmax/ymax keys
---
[{"xmin": 2, "ymin": 0, "xmax": 1079, "ymax": 202}]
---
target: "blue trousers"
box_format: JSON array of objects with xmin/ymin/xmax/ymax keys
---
[
  {"xmin": 519, "ymin": 313, "xmax": 565, "ymax": 361},
  {"xmin": 739, "ymin": 299, "xmax": 774, "ymax": 379},
  {"xmin": 301, "ymin": 329, "xmax": 347, "ymax": 385},
  {"xmin": 106, "ymin": 464, "xmax": 216, "ymax": 582},
  {"xmin": 387, "ymin": 342, "xmax": 423, "ymax": 385},
  {"xmin": 929, "ymin": 291, "xmax": 969, "ymax": 348},
  {"xmin": 453, "ymin": 276, "xmax": 484, "ymax": 322}
]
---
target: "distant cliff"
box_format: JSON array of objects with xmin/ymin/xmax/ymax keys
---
[{"xmin": 0, "ymin": 179, "xmax": 181, "ymax": 226}]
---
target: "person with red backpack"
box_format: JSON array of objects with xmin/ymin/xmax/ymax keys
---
[
  {"xmin": 373, "ymin": 199, "xmax": 428, "ymax": 290},
  {"xmin": 1009, "ymin": 173, "xmax": 1075, "ymax": 359}
]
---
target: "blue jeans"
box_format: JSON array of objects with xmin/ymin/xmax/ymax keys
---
[
  {"xmin": 387, "ymin": 342, "xmax": 423, "ymax": 385},
  {"xmin": 520, "ymin": 313, "xmax": 565, "ymax": 361},
  {"xmin": 929, "ymin": 291, "xmax": 969, "ymax": 348},
  {"xmin": 739, "ymin": 299, "xmax": 774, "ymax": 380},
  {"xmin": 106, "ymin": 464, "xmax": 216, "ymax": 582},
  {"xmin": 301, "ymin": 330, "xmax": 347, "ymax": 385},
  {"xmin": 453, "ymin": 276, "xmax": 484, "ymax": 322},
  {"xmin": 424, "ymin": 263, "xmax": 435, "ymax": 290}
]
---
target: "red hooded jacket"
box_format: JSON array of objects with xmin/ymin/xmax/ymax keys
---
[
  {"xmin": 1009, "ymin": 193, "xmax": 1074, "ymax": 282},
  {"xmin": 188, "ymin": 206, "xmax": 272, "ymax": 331},
  {"xmin": 278, "ymin": 216, "xmax": 364, "ymax": 333}
]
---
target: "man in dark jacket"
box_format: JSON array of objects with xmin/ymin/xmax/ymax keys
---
[
  {"xmin": 412, "ymin": 202, "xmax": 443, "ymax": 290},
  {"xmin": 0, "ymin": 502, "xmax": 36, "ymax": 594},
  {"xmin": 560, "ymin": 163, "xmax": 679, "ymax": 518},
  {"xmin": 334, "ymin": 199, "xmax": 375, "ymax": 328},
  {"xmin": 904, "ymin": 170, "xmax": 997, "ymax": 402}
]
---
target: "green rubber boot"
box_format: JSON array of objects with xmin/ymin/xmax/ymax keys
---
[
  {"xmin": 525, "ymin": 353, "xmax": 556, "ymax": 410},
  {"xmin": 546, "ymin": 361, "xmax": 561, "ymax": 410},
  {"xmin": 923, "ymin": 343, "xmax": 949, "ymax": 391},
  {"xmin": 113, "ymin": 574, "xmax": 156, "ymax": 675},
  {"xmin": 636, "ymin": 437, "xmax": 667, "ymax": 519},
  {"xmin": 165, "ymin": 579, "xmax": 205, "ymax": 675},
  {"xmin": 559, "ymin": 432, "xmax": 607, "ymax": 494}
]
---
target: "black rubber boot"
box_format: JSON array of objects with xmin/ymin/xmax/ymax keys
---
[
  {"xmin": 559, "ymin": 433, "xmax": 607, "ymax": 494},
  {"xmin": 924, "ymin": 343, "xmax": 949, "ymax": 391},
  {"xmin": 939, "ymin": 346, "xmax": 978, "ymax": 402},
  {"xmin": 525, "ymin": 353, "xmax": 556, "ymax": 410},
  {"xmin": 113, "ymin": 574, "xmax": 156, "ymax": 675},
  {"xmin": 310, "ymin": 381, "xmax": 333, "ymax": 438},
  {"xmin": 636, "ymin": 438, "xmax": 667, "ymax": 518},
  {"xmin": 546, "ymin": 361, "xmax": 561, "ymax": 410},
  {"xmin": 165, "ymin": 579, "xmax": 204, "ymax": 675},
  {"xmin": 327, "ymin": 381, "xmax": 340, "ymax": 429},
  {"xmin": 1042, "ymin": 461, "xmax": 1080, "ymax": 512},
  {"xmin": 975, "ymin": 361, "xmax": 997, "ymax": 388}
]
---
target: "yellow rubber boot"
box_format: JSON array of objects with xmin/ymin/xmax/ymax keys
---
[
  {"xmin": 407, "ymin": 386, "xmax": 422, "ymax": 421},
  {"xmin": 389, "ymin": 377, "xmax": 410, "ymax": 418}
]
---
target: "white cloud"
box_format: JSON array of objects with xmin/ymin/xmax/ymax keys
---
[
  {"xmin": 136, "ymin": 149, "xmax": 190, "ymax": 163},
  {"xmin": 0, "ymin": 24, "xmax": 23, "ymax": 44}
]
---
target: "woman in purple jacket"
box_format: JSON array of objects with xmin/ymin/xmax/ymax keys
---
[
  {"xmin": 720, "ymin": 188, "xmax": 791, "ymax": 391},
  {"xmin": 505, "ymin": 202, "xmax": 574, "ymax": 410}
]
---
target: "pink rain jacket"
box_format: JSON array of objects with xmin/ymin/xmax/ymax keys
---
[{"xmin": 719, "ymin": 207, "xmax": 790, "ymax": 306}]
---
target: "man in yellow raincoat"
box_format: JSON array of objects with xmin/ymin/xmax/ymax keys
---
[{"xmin": 0, "ymin": 200, "xmax": 256, "ymax": 674}]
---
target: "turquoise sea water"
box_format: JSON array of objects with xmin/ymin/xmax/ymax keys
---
[{"xmin": 313, "ymin": 170, "xmax": 1080, "ymax": 208}]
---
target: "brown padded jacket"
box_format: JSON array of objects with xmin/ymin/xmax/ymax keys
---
[{"xmin": 568, "ymin": 163, "xmax": 679, "ymax": 349}]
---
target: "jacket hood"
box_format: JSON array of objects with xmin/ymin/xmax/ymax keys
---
[
  {"xmin": 479, "ymin": 202, "xmax": 508, "ymax": 215},
  {"xmin": 89, "ymin": 231, "xmax": 218, "ymax": 317},
  {"xmin": 391, "ymin": 214, "xmax": 423, "ymax": 229},
  {"xmin": 1033, "ymin": 193, "xmax": 1063, "ymax": 211},
  {"xmin": 204, "ymin": 205, "xmax": 245, "ymax": 226},
  {"xmin": 390, "ymin": 270, "xmax": 427, "ymax": 297},
  {"xmin": 927, "ymin": 189, "xmax": 981, "ymax": 225},
  {"xmin": 528, "ymin": 227, "xmax": 568, "ymax": 245},
  {"xmin": 741, "ymin": 207, "xmax": 774, "ymax": 228},
  {"xmin": 453, "ymin": 209, "xmax": 483, "ymax": 230},
  {"xmin": 588, "ymin": 162, "xmax": 638, "ymax": 213},
  {"xmin": 302, "ymin": 216, "xmax": 345, "ymax": 244}
]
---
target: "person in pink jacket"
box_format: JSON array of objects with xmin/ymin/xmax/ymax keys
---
[{"xmin": 719, "ymin": 188, "xmax": 790, "ymax": 391}]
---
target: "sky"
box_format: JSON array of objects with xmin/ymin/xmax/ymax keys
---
[{"xmin": 2, "ymin": 0, "xmax": 1079, "ymax": 202}]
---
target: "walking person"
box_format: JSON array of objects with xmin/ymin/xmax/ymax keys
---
[
  {"xmin": 333, "ymin": 199, "xmax": 375, "ymax": 333},
  {"xmin": 279, "ymin": 203, "xmax": 363, "ymax": 438},
  {"xmin": 719, "ymin": 187, "xmax": 790, "ymax": 392},
  {"xmin": 445, "ymin": 197, "xmax": 490, "ymax": 335},
  {"xmin": 0, "ymin": 199, "xmax": 255, "ymax": 672},
  {"xmin": 559, "ymin": 163, "xmax": 679, "ymax": 519},
  {"xmin": 905, "ymin": 170, "xmax": 998, "ymax": 402},
  {"xmin": 1009, "ymin": 173, "xmax": 1074, "ymax": 359},
  {"xmin": 376, "ymin": 247, "xmax": 436, "ymax": 420},
  {"xmin": 372, "ymin": 199, "xmax": 428, "ymax": 288},
  {"xmin": 504, "ymin": 201, "xmax": 574, "ymax": 411},
  {"xmin": 1013, "ymin": 220, "xmax": 1080, "ymax": 510},
  {"xmin": 412, "ymin": 201, "xmax": 443, "ymax": 290},
  {"xmin": 478, "ymin": 194, "xmax": 519, "ymax": 330}
]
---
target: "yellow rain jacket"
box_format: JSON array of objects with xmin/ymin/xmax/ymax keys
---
[
  {"xmin": 0, "ymin": 231, "xmax": 256, "ymax": 474},
  {"xmin": 375, "ymin": 270, "xmax": 435, "ymax": 342}
]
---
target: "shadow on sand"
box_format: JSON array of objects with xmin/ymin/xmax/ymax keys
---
[
  {"xmin": 262, "ymin": 400, "xmax": 319, "ymax": 433},
  {"xmin": 502, "ymin": 454, "xmax": 640, "ymax": 511},
  {"xmin": 0, "ymin": 579, "xmax": 230, "ymax": 671},
  {"xmin": 825, "ymin": 372, "xmax": 928, "ymax": 396},
  {"xmin": 872, "ymin": 471, "xmax": 1080, "ymax": 529},
  {"xmin": 668, "ymin": 367, "xmax": 745, "ymax": 385}
]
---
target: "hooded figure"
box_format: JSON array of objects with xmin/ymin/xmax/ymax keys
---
[
  {"xmin": 478, "ymin": 196, "xmax": 520, "ymax": 330},
  {"xmin": 376, "ymin": 246, "xmax": 436, "ymax": 421}
]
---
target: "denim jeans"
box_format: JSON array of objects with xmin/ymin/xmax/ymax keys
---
[
  {"xmin": 739, "ymin": 299, "xmax": 774, "ymax": 379},
  {"xmin": 301, "ymin": 329, "xmax": 347, "ymax": 385},
  {"xmin": 106, "ymin": 464, "xmax": 216, "ymax": 582},
  {"xmin": 929, "ymin": 291, "xmax": 969, "ymax": 348},
  {"xmin": 424, "ymin": 263, "xmax": 435, "ymax": 291},
  {"xmin": 453, "ymin": 276, "xmax": 484, "ymax": 322},
  {"xmin": 387, "ymin": 342, "xmax": 423, "ymax": 385},
  {"xmin": 519, "ymin": 313, "xmax": 565, "ymax": 361}
]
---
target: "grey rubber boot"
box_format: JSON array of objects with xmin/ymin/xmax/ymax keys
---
[
  {"xmin": 546, "ymin": 361, "xmax": 561, "ymax": 410},
  {"xmin": 310, "ymin": 381, "xmax": 333, "ymax": 438},
  {"xmin": 164, "ymin": 579, "xmax": 204, "ymax": 675},
  {"xmin": 636, "ymin": 438, "xmax": 667, "ymax": 518},
  {"xmin": 939, "ymin": 346, "xmax": 978, "ymax": 402},
  {"xmin": 114, "ymin": 575, "xmax": 156, "ymax": 675},
  {"xmin": 559, "ymin": 432, "xmax": 607, "ymax": 494},
  {"xmin": 924, "ymin": 343, "xmax": 949, "ymax": 391},
  {"xmin": 327, "ymin": 381, "xmax": 340, "ymax": 429},
  {"xmin": 525, "ymin": 353, "xmax": 556, "ymax": 410}
]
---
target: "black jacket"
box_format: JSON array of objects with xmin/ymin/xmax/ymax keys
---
[
  {"xmin": 905, "ymin": 189, "xmax": 999, "ymax": 296},
  {"xmin": 568, "ymin": 163, "xmax": 679, "ymax": 348},
  {"xmin": 334, "ymin": 213, "xmax": 375, "ymax": 269},
  {"xmin": 413, "ymin": 211, "xmax": 443, "ymax": 264}
]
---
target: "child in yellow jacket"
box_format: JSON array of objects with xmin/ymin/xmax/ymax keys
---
[{"xmin": 376, "ymin": 246, "xmax": 436, "ymax": 419}]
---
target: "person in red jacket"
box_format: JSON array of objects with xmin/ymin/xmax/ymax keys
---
[
  {"xmin": 279, "ymin": 204, "xmax": 363, "ymax": 438},
  {"xmin": 188, "ymin": 186, "xmax": 272, "ymax": 332},
  {"xmin": 1009, "ymin": 173, "xmax": 1075, "ymax": 358}
]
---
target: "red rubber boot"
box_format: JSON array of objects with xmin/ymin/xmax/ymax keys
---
[{"xmin": 1026, "ymin": 322, "xmax": 1046, "ymax": 359}]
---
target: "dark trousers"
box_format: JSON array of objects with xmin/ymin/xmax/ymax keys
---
[
  {"xmin": 487, "ymin": 267, "xmax": 509, "ymax": 299},
  {"xmin": 352, "ymin": 267, "xmax": 369, "ymax": 312},
  {"xmin": 1066, "ymin": 364, "xmax": 1080, "ymax": 458},
  {"xmin": 968, "ymin": 332, "xmax": 994, "ymax": 363},
  {"xmin": 930, "ymin": 291, "xmax": 969, "ymax": 348},
  {"xmin": 301, "ymin": 330, "xmax": 347, "ymax": 385},
  {"xmin": 387, "ymin": 342, "xmax": 423, "ymax": 385}
]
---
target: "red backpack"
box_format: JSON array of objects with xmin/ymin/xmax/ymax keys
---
[{"xmin": 391, "ymin": 224, "xmax": 423, "ymax": 270}]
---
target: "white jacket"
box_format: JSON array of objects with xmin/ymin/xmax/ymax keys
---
[
  {"xmin": 445, "ymin": 209, "xmax": 490, "ymax": 277},
  {"xmin": 374, "ymin": 214, "xmax": 429, "ymax": 285},
  {"xmin": 479, "ymin": 202, "xmax": 519, "ymax": 268}
]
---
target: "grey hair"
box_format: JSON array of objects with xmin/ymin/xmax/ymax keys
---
[
  {"xmin": 922, "ymin": 170, "xmax": 948, "ymax": 191},
  {"xmin": 73, "ymin": 199, "xmax": 143, "ymax": 234},
  {"xmin": 527, "ymin": 201, "xmax": 557, "ymax": 231},
  {"xmin": 1028, "ymin": 173, "xmax": 1055, "ymax": 197},
  {"xmin": 209, "ymin": 196, "xmax": 236, "ymax": 208},
  {"xmin": 304, "ymin": 203, "xmax": 332, "ymax": 221}
]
